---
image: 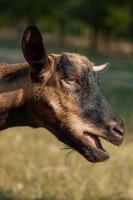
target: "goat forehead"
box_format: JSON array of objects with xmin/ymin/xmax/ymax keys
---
[
  {"xmin": 49, "ymin": 53, "xmax": 94, "ymax": 71},
  {"xmin": 61, "ymin": 53, "xmax": 94, "ymax": 71}
]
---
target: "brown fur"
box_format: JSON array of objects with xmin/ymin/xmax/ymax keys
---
[
  {"xmin": 0, "ymin": 26, "xmax": 125, "ymax": 163},
  {"xmin": 0, "ymin": 53, "xmax": 86, "ymax": 128}
]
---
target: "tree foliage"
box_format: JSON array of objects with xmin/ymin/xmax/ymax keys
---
[{"xmin": 0, "ymin": 0, "xmax": 133, "ymax": 47}]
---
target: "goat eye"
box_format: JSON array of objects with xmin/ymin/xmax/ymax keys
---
[
  {"xmin": 60, "ymin": 78, "xmax": 77, "ymax": 88},
  {"xmin": 65, "ymin": 79, "xmax": 76, "ymax": 84}
]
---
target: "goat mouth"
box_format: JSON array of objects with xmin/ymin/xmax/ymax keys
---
[{"xmin": 80, "ymin": 132, "xmax": 110, "ymax": 162}]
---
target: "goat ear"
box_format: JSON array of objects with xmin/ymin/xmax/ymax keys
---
[{"xmin": 22, "ymin": 25, "xmax": 48, "ymax": 72}]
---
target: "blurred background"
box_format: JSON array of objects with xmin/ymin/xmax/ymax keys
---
[{"xmin": 0, "ymin": 0, "xmax": 133, "ymax": 200}]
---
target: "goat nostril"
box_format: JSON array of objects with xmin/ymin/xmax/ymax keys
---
[
  {"xmin": 108, "ymin": 121, "xmax": 125, "ymax": 137},
  {"xmin": 112, "ymin": 126, "xmax": 124, "ymax": 136}
]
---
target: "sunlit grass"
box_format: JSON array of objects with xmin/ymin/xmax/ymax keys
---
[{"xmin": 0, "ymin": 128, "xmax": 132, "ymax": 200}]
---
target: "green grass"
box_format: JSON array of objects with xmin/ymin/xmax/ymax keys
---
[{"xmin": 0, "ymin": 40, "xmax": 133, "ymax": 200}]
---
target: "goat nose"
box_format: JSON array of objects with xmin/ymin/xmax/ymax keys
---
[{"xmin": 109, "ymin": 120, "xmax": 125, "ymax": 137}]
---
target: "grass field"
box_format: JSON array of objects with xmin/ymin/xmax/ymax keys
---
[{"xmin": 0, "ymin": 41, "xmax": 133, "ymax": 200}]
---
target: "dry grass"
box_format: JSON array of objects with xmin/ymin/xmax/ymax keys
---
[
  {"xmin": 0, "ymin": 127, "xmax": 133, "ymax": 200},
  {"xmin": 0, "ymin": 44, "xmax": 132, "ymax": 200}
]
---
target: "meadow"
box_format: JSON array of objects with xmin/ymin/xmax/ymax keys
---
[{"xmin": 0, "ymin": 41, "xmax": 133, "ymax": 200}]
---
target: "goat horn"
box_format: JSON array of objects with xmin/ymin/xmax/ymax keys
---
[{"xmin": 93, "ymin": 63, "xmax": 110, "ymax": 72}]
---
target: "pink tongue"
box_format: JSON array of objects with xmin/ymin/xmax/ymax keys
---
[{"xmin": 84, "ymin": 134, "xmax": 98, "ymax": 148}]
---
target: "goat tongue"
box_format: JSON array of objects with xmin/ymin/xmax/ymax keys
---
[{"xmin": 83, "ymin": 132, "xmax": 105, "ymax": 151}]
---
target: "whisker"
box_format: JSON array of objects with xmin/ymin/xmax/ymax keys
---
[
  {"xmin": 60, "ymin": 146, "xmax": 72, "ymax": 150},
  {"xmin": 65, "ymin": 150, "xmax": 74, "ymax": 165},
  {"xmin": 60, "ymin": 146, "xmax": 74, "ymax": 165}
]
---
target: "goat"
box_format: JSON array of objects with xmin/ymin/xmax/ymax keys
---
[{"xmin": 0, "ymin": 26, "xmax": 125, "ymax": 162}]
